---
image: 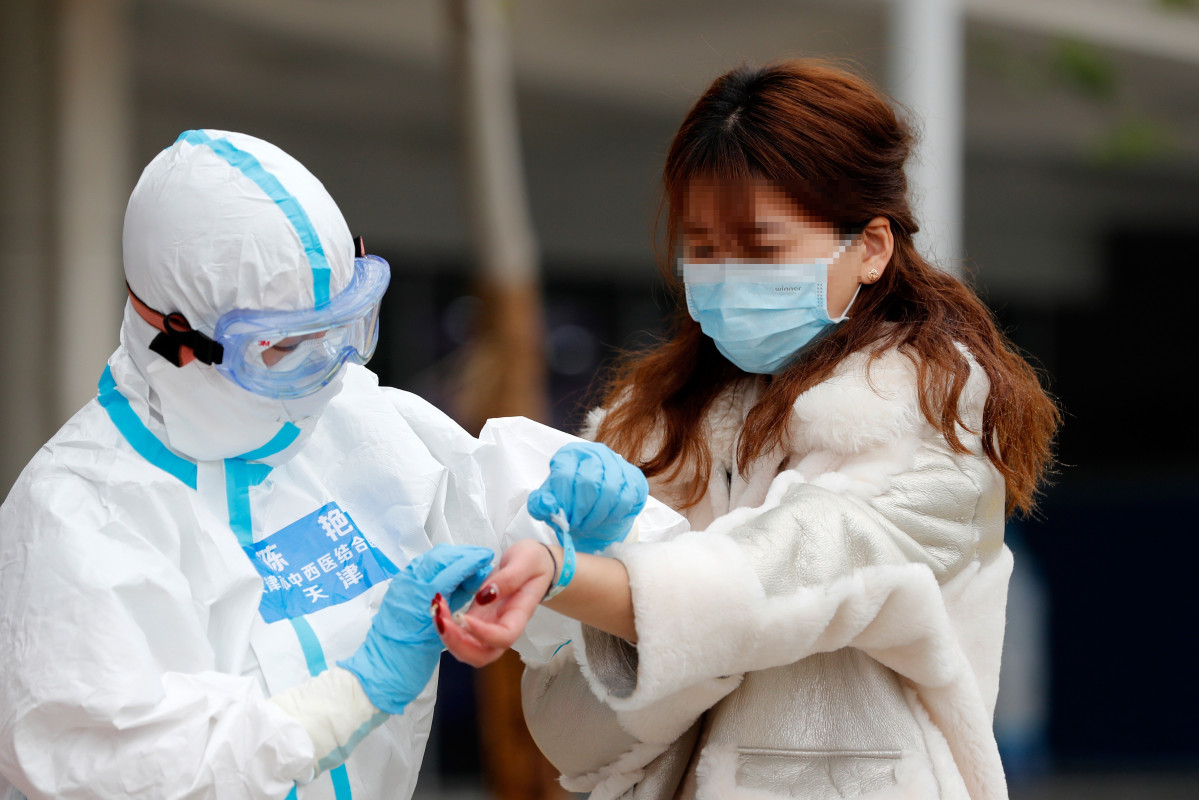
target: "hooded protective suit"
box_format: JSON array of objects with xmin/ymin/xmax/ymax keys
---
[{"xmin": 0, "ymin": 131, "xmax": 686, "ymax": 800}]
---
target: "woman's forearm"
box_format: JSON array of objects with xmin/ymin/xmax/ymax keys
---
[{"xmin": 541, "ymin": 546, "xmax": 638, "ymax": 643}]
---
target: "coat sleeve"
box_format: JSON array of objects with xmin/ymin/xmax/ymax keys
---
[
  {"xmin": 581, "ymin": 424, "xmax": 1003, "ymax": 706},
  {"xmin": 0, "ymin": 464, "xmax": 314, "ymax": 800},
  {"xmin": 521, "ymin": 645, "xmax": 649, "ymax": 793}
]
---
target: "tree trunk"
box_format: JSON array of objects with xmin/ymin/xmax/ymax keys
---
[{"xmin": 446, "ymin": 1, "xmax": 563, "ymax": 798}]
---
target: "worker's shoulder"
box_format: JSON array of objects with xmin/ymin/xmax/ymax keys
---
[
  {"xmin": 332, "ymin": 363, "xmax": 465, "ymax": 436},
  {"xmin": 8, "ymin": 400, "xmax": 180, "ymax": 502},
  {"xmin": 313, "ymin": 366, "xmax": 477, "ymax": 476},
  {"xmin": 0, "ymin": 404, "xmax": 193, "ymax": 557}
]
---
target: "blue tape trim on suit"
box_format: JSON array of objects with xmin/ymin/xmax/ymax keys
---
[
  {"xmin": 224, "ymin": 460, "xmax": 274, "ymax": 548},
  {"xmin": 188, "ymin": 362, "xmax": 351, "ymax": 800},
  {"xmin": 330, "ymin": 765, "xmax": 354, "ymax": 800},
  {"xmin": 176, "ymin": 130, "xmax": 331, "ymax": 307},
  {"xmin": 235, "ymin": 422, "xmax": 302, "ymax": 462},
  {"xmin": 98, "ymin": 365, "xmax": 197, "ymax": 489},
  {"xmin": 286, "ymin": 615, "xmax": 356, "ymax": 798},
  {"xmin": 288, "ymin": 616, "xmax": 329, "ymax": 676},
  {"xmin": 315, "ymin": 712, "xmax": 389, "ymax": 775}
]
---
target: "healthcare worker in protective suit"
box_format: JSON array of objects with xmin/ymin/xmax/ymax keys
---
[{"xmin": 0, "ymin": 130, "xmax": 684, "ymax": 800}]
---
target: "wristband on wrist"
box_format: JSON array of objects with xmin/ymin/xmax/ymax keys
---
[
  {"xmin": 542, "ymin": 532, "xmax": 576, "ymax": 602},
  {"xmin": 539, "ymin": 542, "xmax": 560, "ymax": 601}
]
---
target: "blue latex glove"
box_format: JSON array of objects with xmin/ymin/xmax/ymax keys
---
[
  {"xmin": 338, "ymin": 544, "xmax": 493, "ymax": 714},
  {"xmin": 527, "ymin": 442, "xmax": 648, "ymax": 554}
]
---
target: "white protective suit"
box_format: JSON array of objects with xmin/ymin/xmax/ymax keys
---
[{"xmin": 0, "ymin": 130, "xmax": 686, "ymax": 800}]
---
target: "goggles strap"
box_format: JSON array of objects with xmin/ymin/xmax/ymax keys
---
[{"xmin": 126, "ymin": 283, "xmax": 225, "ymax": 367}]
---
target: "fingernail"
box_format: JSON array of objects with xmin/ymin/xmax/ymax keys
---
[
  {"xmin": 475, "ymin": 584, "xmax": 498, "ymax": 605},
  {"xmin": 431, "ymin": 592, "xmax": 443, "ymax": 609},
  {"xmin": 434, "ymin": 605, "xmax": 446, "ymax": 635}
]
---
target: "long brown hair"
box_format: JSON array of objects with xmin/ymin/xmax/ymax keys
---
[{"xmin": 594, "ymin": 60, "xmax": 1059, "ymax": 516}]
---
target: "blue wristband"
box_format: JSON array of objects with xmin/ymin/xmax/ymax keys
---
[{"xmin": 543, "ymin": 531, "xmax": 576, "ymax": 601}]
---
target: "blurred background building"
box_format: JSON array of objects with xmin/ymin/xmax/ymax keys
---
[{"xmin": 2, "ymin": 1, "xmax": 1197, "ymax": 798}]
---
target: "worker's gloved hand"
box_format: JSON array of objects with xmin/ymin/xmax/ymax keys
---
[
  {"xmin": 338, "ymin": 544, "xmax": 493, "ymax": 714},
  {"xmin": 527, "ymin": 442, "xmax": 648, "ymax": 554}
]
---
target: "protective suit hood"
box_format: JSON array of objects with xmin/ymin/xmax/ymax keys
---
[{"xmin": 121, "ymin": 130, "xmax": 355, "ymax": 463}]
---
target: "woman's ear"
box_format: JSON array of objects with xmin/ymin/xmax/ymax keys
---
[{"xmin": 858, "ymin": 216, "xmax": 893, "ymax": 283}]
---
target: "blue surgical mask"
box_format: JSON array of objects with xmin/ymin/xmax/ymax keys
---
[{"xmin": 683, "ymin": 251, "xmax": 859, "ymax": 374}]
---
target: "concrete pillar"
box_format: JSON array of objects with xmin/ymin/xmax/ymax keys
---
[
  {"xmin": 0, "ymin": 0, "xmax": 57, "ymax": 494},
  {"xmin": 0, "ymin": 0, "xmax": 131, "ymax": 496},
  {"xmin": 888, "ymin": 0, "xmax": 964, "ymax": 273},
  {"xmin": 54, "ymin": 0, "xmax": 132, "ymax": 422}
]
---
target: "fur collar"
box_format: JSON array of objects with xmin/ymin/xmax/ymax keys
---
[
  {"xmin": 789, "ymin": 347, "xmax": 927, "ymax": 457},
  {"xmin": 584, "ymin": 345, "xmax": 988, "ymax": 462}
]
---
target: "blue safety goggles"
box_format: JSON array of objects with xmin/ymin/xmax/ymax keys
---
[{"xmin": 130, "ymin": 254, "xmax": 391, "ymax": 399}]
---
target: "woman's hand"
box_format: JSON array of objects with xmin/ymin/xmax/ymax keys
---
[
  {"xmin": 435, "ymin": 539, "xmax": 555, "ymax": 667},
  {"xmin": 339, "ymin": 544, "xmax": 493, "ymax": 713}
]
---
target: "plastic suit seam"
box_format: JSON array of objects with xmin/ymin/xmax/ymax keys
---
[
  {"xmin": 97, "ymin": 365, "xmax": 197, "ymax": 489},
  {"xmin": 236, "ymin": 423, "xmax": 302, "ymax": 462},
  {"xmin": 315, "ymin": 711, "xmax": 389, "ymax": 774},
  {"xmin": 229, "ymin": 470, "xmax": 354, "ymax": 799},
  {"xmin": 176, "ymin": 130, "xmax": 332, "ymax": 307},
  {"xmin": 224, "ymin": 459, "xmax": 273, "ymax": 547}
]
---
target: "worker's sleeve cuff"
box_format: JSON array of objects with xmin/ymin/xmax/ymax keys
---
[{"xmin": 269, "ymin": 666, "xmax": 389, "ymax": 777}]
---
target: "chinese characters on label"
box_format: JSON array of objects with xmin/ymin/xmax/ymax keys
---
[{"xmin": 244, "ymin": 501, "xmax": 398, "ymax": 623}]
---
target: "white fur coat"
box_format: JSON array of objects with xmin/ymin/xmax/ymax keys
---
[{"xmin": 522, "ymin": 346, "xmax": 1013, "ymax": 800}]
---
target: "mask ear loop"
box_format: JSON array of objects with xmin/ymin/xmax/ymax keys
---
[
  {"xmin": 831, "ymin": 284, "xmax": 863, "ymax": 323},
  {"xmin": 825, "ymin": 235, "xmax": 864, "ymax": 322}
]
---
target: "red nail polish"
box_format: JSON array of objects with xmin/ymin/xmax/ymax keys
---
[
  {"xmin": 431, "ymin": 592, "xmax": 443, "ymax": 609},
  {"xmin": 434, "ymin": 605, "xmax": 446, "ymax": 635},
  {"xmin": 475, "ymin": 585, "xmax": 498, "ymax": 605}
]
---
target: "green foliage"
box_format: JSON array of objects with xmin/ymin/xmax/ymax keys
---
[
  {"xmin": 1051, "ymin": 39, "xmax": 1118, "ymax": 101},
  {"xmin": 971, "ymin": 35, "xmax": 1121, "ymax": 100},
  {"xmin": 973, "ymin": 32, "xmax": 1184, "ymax": 167},
  {"xmin": 1088, "ymin": 115, "xmax": 1179, "ymax": 166},
  {"xmin": 1156, "ymin": 0, "xmax": 1198, "ymax": 12}
]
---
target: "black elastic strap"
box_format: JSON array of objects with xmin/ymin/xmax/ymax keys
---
[
  {"xmin": 148, "ymin": 313, "xmax": 224, "ymax": 367},
  {"xmin": 127, "ymin": 283, "xmax": 224, "ymax": 367}
]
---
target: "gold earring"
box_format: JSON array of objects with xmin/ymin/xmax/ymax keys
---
[{"xmin": 866, "ymin": 269, "xmax": 880, "ymax": 283}]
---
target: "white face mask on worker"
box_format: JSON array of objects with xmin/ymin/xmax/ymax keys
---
[
  {"xmin": 120, "ymin": 277, "xmax": 347, "ymax": 464},
  {"xmin": 142, "ymin": 339, "xmax": 343, "ymax": 463}
]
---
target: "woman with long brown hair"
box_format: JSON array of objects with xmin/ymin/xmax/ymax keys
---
[{"xmin": 436, "ymin": 59, "xmax": 1058, "ymax": 799}]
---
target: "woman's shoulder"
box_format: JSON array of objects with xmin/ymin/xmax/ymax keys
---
[
  {"xmin": 577, "ymin": 406, "xmax": 606, "ymax": 443},
  {"xmin": 790, "ymin": 342, "xmax": 989, "ymax": 457},
  {"xmin": 578, "ymin": 377, "xmax": 762, "ymax": 451}
]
